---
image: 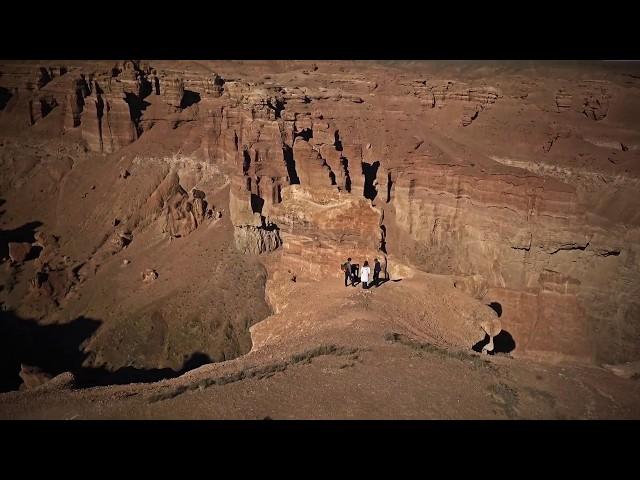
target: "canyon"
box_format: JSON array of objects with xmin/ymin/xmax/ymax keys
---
[{"xmin": 0, "ymin": 60, "xmax": 639, "ymax": 419}]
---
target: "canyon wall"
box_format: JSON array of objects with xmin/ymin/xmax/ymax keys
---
[{"xmin": 1, "ymin": 60, "xmax": 639, "ymax": 365}]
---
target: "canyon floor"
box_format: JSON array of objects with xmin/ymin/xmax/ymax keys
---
[{"xmin": 1, "ymin": 60, "xmax": 639, "ymax": 419}]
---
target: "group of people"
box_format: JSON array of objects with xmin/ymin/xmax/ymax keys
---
[{"xmin": 341, "ymin": 257, "xmax": 386, "ymax": 289}]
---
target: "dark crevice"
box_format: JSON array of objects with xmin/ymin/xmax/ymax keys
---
[
  {"xmin": 25, "ymin": 245, "xmax": 43, "ymax": 262},
  {"xmin": 93, "ymin": 81, "xmax": 104, "ymax": 96},
  {"xmin": 362, "ymin": 161, "xmax": 380, "ymax": 201},
  {"xmin": 316, "ymin": 148, "xmax": 337, "ymax": 187},
  {"xmin": 296, "ymin": 128, "xmax": 313, "ymax": 142},
  {"xmin": 138, "ymin": 76, "xmax": 153, "ymax": 99},
  {"xmin": 334, "ymin": 131, "xmax": 343, "ymax": 151},
  {"xmin": 268, "ymin": 97, "xmax": 285, "ymax": 119},
  {"xmin": 549, "ymin": 242, "xmax": 589, "ymax": 254},
  {"xmin": 123, "ymin": 92, "xmax": 150, "ymax": 138},
  {"xmin": 96, "ymin": 95, "xmax": 104, "ymax": 152},
  {"xmin": 472, "ymin": 303, "xmax": 515, "ymax": 355},
  {"xmin": 341, "ymin": 157, "xmax": 352, "ymax": 193},
  {"xmin": 37, "ymin": 67, "xmax": 52, "ymax": 89},
  {"xmin": 472, "ymin": 331, "xmax": 516, "ymax": 355},
  {"xmin": 72, "ymin": 90, "xmax": 84, "ymax": 127},
  {"xmin": 180, "ymin": 90, "xmax": 201, "ymax": 109},
  {"xmin": 96, "ymin": 94, "xmax": 104, "ymax": 116},
  {"xmin": 180, "ymin": 353, "xmax": 213, "ymax": 372},
  {"xmin": 250, "ymin": 193, "xmax": 264, "ymax": 214},
  {"xmin": 40, "ymin": 97, "xmax": 58, "ymax": 119},
  {"xmin": 77, "ymin": 75, "xmax": 90, "ymax": 97},
  {"xmin": 0, "ymin": 86, "xmax": 12, "ymax": 111},
  {"xmin": 488, "ymin": 302, "xmax": 503, "ymax": 317},
  {"xmin": 386, "ymin": 172, "xmax": 393, "ymax": 203},
  {"xmin": 379, "ymin": 224, "xmax": 387, "ymax": 253},
  {"xmin": 243, "ymin": 148, "xmax": 251, "ymax": 175},
  {"xmin": 283, "ymin": 145, "xmax": 300, "ymax": 184}
]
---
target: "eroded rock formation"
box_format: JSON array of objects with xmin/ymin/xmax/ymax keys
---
[{"xmin": 2, "ymin": 59, "xmax": 640, "ymax": 373}]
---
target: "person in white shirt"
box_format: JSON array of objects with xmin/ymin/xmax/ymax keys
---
[{"xmin": 360, "ymin": 260, "xmax": 371, "ymax": 289}]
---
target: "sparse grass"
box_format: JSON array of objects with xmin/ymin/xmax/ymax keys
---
[
  {"xmin": 290, "ymin": 344, "xmax": 357, "ymax": 363},
  {"xmin": 147, "ymin": 344, "xmax": 360, "ymax": 403},
  {"xmin": 149, "ymin": 385, "xmax": 188, "ymax": 402},
  {"xmin": 487, "ymin": 382, "xmax": 519, "ymax": 418},
  {"xmin": 339, "ymin": 362, "xmax": 356, "ymax": 369},
  {"xmin": 523, "ymin": 386, "xmax": 556, "ymax": 408},
  {"xmin": 384, "ymin": 332, "xmax": 498, "ymax": 372}
]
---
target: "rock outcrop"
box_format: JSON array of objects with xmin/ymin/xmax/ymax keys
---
[
  {"xmin": 141, "ymin": 269, "xmax": 158, "ymax": 282},
  {"xmin": 8, "ymin": 242, "xmax": 32, "ymax": 264},
  {"xmin": 18, "ymin": 364, "xmax": 52, "ymax": 390},
  {"xmin": 161, "ymin": 76, "xmax": 185, "ymax": 108},
  {"xmin": 81, "ymin": 91, "xmax": 138, "ymax": 153},
  {"xmin": 18, "ymin": 365, "xmax": 75, "ymax": 391},
  {"xmin": 555, "ymin": 89, "xmax": 572, "ymax": 112}
]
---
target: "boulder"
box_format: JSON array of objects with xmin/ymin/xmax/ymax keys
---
[{"xmin": 8, "ymin": 242, "xmax": 32, "ymax": 264}]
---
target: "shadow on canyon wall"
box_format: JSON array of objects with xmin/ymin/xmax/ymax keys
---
[
  {"xmin": 472, "ymin": 302, "xmax": 517, "ymax": 354},
  {"xmin": 0, "ymin": 216, "xmax": 43, "ymax": 261},
  {"xmin": 0, "ymin": 309, "xmax": 213, "ymax": 393}
]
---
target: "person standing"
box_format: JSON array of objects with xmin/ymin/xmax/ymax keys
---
[
  {"xmin": 342, "ymin": 257, "xmax": 353, "ymax": 287},
  {"xmin": 373, "ymin": 258, "xmax": 382, "ymax": 287},
  {"xmin": 351, "ymin": 262, "xmax": 359, "ymax": 286},
  {"xmin": 361, "ymin": 260, "xmax": 371, "ymax": 289}
]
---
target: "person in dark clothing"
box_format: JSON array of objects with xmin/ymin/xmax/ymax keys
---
[
  {"xmin": 351, "ymin": 263, "xmax": 359, "ymax": 286},
  {"xmin": 373, "ymin": 258, "xmax": 382, "ymax": 287},
  {"xmin": 342, "ymin": 257, "xmax": 353, "ymax": 287}
]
